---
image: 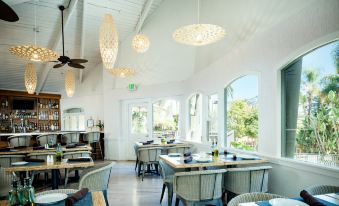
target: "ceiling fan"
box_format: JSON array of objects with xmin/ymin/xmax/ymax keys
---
[
  {"xmin": 53, "ymin": 5, "xmax": 88, "ymax": 69},
  {"xmin": 0, "ymin": 0, "xmax": 19, "ymax": 22}
]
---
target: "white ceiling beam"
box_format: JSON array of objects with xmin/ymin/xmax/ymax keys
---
[
  {"xmin": 4, "ymin": 0, "xmax": 30, "ymax": 6},
  {"xmin": 36, "ymin": 0, "xmax": 79, "ymax": 94},
  {"xmin": 79, "ymin": 0, "xmax": 87, "ymax": 83},
  {"xmin": 135, "ymin": 0, "xmax": 154, "ymax": 33}
]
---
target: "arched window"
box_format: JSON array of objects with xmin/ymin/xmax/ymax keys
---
[
  {"xmin": 225, "ymin": 75, "xmax": 259, "ymax": 151},
  {"xmin": 281, "ymin": 40, "xmax": 338, "ymax": 167},
  {"xmin": 62, "ymin": 108, "xmax": 85, "ymax": 131},
  {"xmin": 207, "ymin": 94, "xmax": 218, "ymax": 142},
  {"xmin": 152, "ymin": 99, "xmax": 180, "ymax": 138},
  {"xmin": 188, "ymin": 93, "xmax": 202, "ymax": 142}
]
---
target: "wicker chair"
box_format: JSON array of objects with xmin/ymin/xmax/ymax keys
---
[
  {"xmin": 0, "ymin": 167, "xmax": 12, "ymax": 198},
  {"xmin": 174, "ymin": 169, "xmax": 226, "ymax": 206},
  {"xmin": 224, "ymin": 166, "xmax": 272, "ymax": 195},
  {"xmin": 138, "ymin": 147, "xmax": 162, "ymax": 181},
  {"xmin": 36, "ymin": 134, "xmax": 58, "ymax": 146},
  {"xmin": 27, "ymin": 152, "xmax": 56, "ymax": 183},
  {"xmin": 63, "ymin": 151, "xmax": 92, "ymax": 187},
  {"xmin": 159, "ymin": 160, "xmax": 185, "ymax": 206},
  {"xmin": 134, "ymin": 144, "xmax": 139, "ymax": 172},
  {"xmin": 78, "ymin": 161, "xmax": 115, "ymax": 204},
  {"xmin": 7, "ymin": 135, "xmax": 31, "ymax": 147},
  {"xmin": 61, "ymin": 132, "xmax": 80, "ymax": 144},
  {"xmin": 83, "ymin": 132, "xmax": 103, "ymax": 159},
  {"xmin": 167, "ymin": 145, "xmax": 191, "ymax": 154},
  {"xmin": 305, "ymin": 185, "xmax": 339, "ymax": 195},
  {"xmin": 227, "ymin": 192, "xmax": 285, "ymax": 206},
  {"xmin": 0, "ymin": 155, "xmax": 25, "ymax": 167}
]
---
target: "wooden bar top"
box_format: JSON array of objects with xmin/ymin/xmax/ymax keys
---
[
  {"xmin": 0, "ymin": 145, "xmax": 92, "ymax": 155},
  {"xmin": 160, "ymin": 154, "xmax": 269, "ymax": 169},
  {"xmin": 4, "ymin": 160, "xmax": 95, "ymax": 172}
]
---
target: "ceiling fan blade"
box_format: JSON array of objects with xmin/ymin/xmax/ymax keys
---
[
  {"xmin": 0, "ymin": 0, "xmax": 19, "ymax": 22},
  {"xmin": 49, "ymin": 60, "xmax": 59, "ymax": 63},
  {"xmin": 70, "ymin": 59, "xmax": 88, "ymax": 64},
  {"xmin": 53, "ymin": 63, "xmax": 65, "ymax": 68},
  {"xmin": 68, "ymin": 63, "xmax": 85, "ymax": 69}
]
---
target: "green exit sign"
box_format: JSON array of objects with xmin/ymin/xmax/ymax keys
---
[{"xmin": 128, "ymin": 83, "xmax": 137, "ymax": 91}]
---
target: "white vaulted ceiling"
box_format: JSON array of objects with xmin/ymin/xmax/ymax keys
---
[{"xmin": 0, "ymin": 0, "xmax": 163, "ymax": 93}]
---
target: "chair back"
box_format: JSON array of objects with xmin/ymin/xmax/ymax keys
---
[
  {"xmin": 174, "ymin": 169, "xmax": 226, "ymax": 202},
  {"xmin": 138, "ymin": 147, "xmax": 162, "ymax": 163},
  {"xmin": 61, "ymin": 132, "xmax": 80, "ymax": 144},
  {"xmin": 224, "ymin": 166, "xmax": 272, "ymax": 194},
  {"xmin": 36, "ymin": 134, "xmax": 58, "ymax": 146},
  {"xmin": 167, "ymin": 145, "xmax": 191, "ymax": 154},
  {"xmin": 63, "ymin": 151, "xmax": 91, "ymax": 159},
  {"xmin": 227, "ymin": 192, "xmax": 285, "ymax": 206},
  {"xmin": 159, "ymin": 159, "xmax": 175, "ymax": 181},
  {"xmin": 305, "ymin": 185, "xmax": 339, "ymax": 195},
  {"xmin": 83, "ymin": 132, "xmax": 100, "ymax": 143},
  {"xmin": 8, "ymin": 135, "xmax": 31, "ymax": 147},
  {"xmin": 0, "ymin": 155, "xmax": 25, "ymax": 167},
  {"xmin": 0, "ymin": 167, "xmax": 12, "ymax": 198},
  {"xmin": 27, "ymin": 152, "xmax": 56, "ymax": 161},
  {"xmin": 79, "ymin": 162, "xmax": 115, "ymax": 191}
]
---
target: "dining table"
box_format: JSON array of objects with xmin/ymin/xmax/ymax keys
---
[
  {"xmin": 238, "ymin": 193, "xmax": 339, "ymax": 206},
  {"xmin": 0, "ymin": 190, "xmax": 106, "ymax": 206},
  {"xmin": 3, "ymin": 160, "xmax": 95, "ymax": 189},
  {"xmin": 135, "ymin": 140, "xmax": 190, "ymax": 148},
  {"xmin": 160, "ymin": 153, "xmax": 268, "ymax": 169},
  {"xmin": 0, "ymin": 145, "xmax": 92, "ymax": 155}
]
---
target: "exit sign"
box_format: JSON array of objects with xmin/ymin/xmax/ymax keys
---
[{"xmin": 128, "ymin": 83, "xmax": 137, "ymax": 91}]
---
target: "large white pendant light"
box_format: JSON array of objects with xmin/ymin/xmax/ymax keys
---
[
  {"xmin": 173, "ymin": 0, "xmax": 226, "ymax": 46},
  {"xmin": 64, "ymin": 69, "xmax": 75, "ymax": 97},
  {"xmin": 9, "ymin": 1, "xmax": 58, "ymax": 62},
  {"xmin": 132, "ymin": 34, "xmax": 150, "ymax": 53},
  {"xmin": 24, "ymin": 63, "xmax": 37, "ymax": 94},
  {"xmin": 99, "ymin": 14, "xmax": 119, "ymax": 70}
]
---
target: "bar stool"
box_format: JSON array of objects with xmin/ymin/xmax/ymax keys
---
[
  {"xmin": 83, "ymin": 132, "xmax": 103, "ymax": 160},
  {"xmin": 36, "ymin": 134, "xmax": 58, "ymax": 146},
  {"xmin": 61, "ymin": 132, "xmax": 80, "ymax": 144},
  {"xmin": 7, "ymin": 135, "xmax": 31, "ymax": 148}
]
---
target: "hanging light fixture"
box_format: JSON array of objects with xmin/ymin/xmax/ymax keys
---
[
  {"xmin": 109, "ymin": 67, "xmax": 136, "ymax": 78},
  {"xmin": 132, "ymin": 34, "xmax": 150, "ymax": 53},
  {"xmin": 24, "ymin": 63, "xmax": 37, "ymax": 94},
  {"xmin": 9, "ymin": 1, "xmax": 58, "ymax": 62},
  {"xmin": 99, "ymin": 14, "xmax": 119, "ymax": 70},
  {"xmin": 64, "ymin": 69, "xmax": 75, "ymax": 97},
  {"xmin": 173, "ymin": 0, "xmax": 226, "ymax": 46}
]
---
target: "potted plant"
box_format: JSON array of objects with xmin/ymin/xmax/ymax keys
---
[{"xmin": 96, "ymin": 120, "xmax": 104, "ymax": 132}]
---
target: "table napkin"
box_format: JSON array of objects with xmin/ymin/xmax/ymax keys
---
[
  {"xmin": 300, "ymin": 190, "xmax": 326, "ymax": 206},
  {"xmin": 65, "ymin": 188, "xmax": 89, "ymax": 206},
  {"xmin": 68, "ymin": 158, "xmax": 91, "ymax": 162}
]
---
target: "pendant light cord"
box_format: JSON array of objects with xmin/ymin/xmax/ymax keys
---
[
  {"xmin": 34, "ymin": 0, "xmax": 37, "ymax": 46},
  {"xmin": 197, "ymin": 0, "xmax": 200, "ymax": 24},
  {"xmin": 61, "ymin": 6, "xmax": 65, "ymax": 56}
]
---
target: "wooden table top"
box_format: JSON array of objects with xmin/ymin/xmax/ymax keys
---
[
  {"xmin": 238, "ymin": 193, "xmax": 339, "ymax": 206},
  {"xmin": 135, "ymin": 141, "xmax": 191, "ymax": 148},
  {"xmin": 160, "ymin": 154, "xmax": 268, "ymax": 169},
  {"xmin": 3, "ymin": 160, "xmax": 95, "ymax": 172},
  {"xmin": 0, "ymin": 145, "xmax": 92, "ymax": 155}
]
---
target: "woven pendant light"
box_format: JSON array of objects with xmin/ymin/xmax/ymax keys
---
[
  {"xmin": 24, "ymin": 63, "xmax": 37, "ymax": 94},
  {"xmin": 65, "ymin": 69, "xmax": 75, "ymax": 97},
  {"xmin": 132, "ymin": 34, "xmax": 150, "ymax": 53},
  {"xmin": 99, "ymin": 14, "xmax": 119, "ymax": 70}
]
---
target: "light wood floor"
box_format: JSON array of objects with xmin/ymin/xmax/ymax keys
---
[{"xmin": 107, "ymin": 161, "xmax": 180, "ymax": 206}]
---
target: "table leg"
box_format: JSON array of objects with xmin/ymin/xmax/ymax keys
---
[
  {"xmin": 51, "ymin": 169, "xmax": 59, "ymax": 190},
  {"xmin": 75, "ymin": 170, "xmax": 79, "ymax": 180}
]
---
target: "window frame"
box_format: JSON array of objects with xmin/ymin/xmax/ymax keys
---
[{"xmin": 187, "ymin": 93, "xmax": 203, "ymax": 142}]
